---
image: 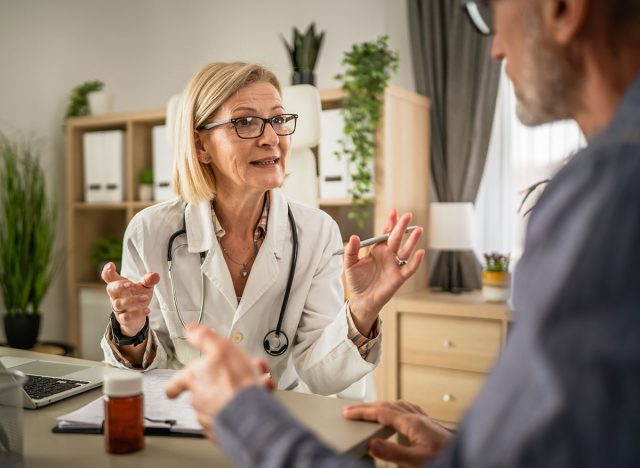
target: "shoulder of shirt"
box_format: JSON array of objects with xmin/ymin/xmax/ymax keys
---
[{"xmin": 125, "ymin": 198, "xmax": 185, "ymax": 236}]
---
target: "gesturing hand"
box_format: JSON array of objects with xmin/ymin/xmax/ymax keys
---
[
  {"xmin": 345, "ymin": 209, "xmax": 424, "ymax": 333},
  {"xmin": 101, "ymin": 262, "xmax": 160, "ymax": 337},
  {"xmin": 165, "ymin": 324, "xmax": 275, "ymax": 441},
  {"xmin": 343, "ymin": 400, "xmax": 452, "ymax": 467}
]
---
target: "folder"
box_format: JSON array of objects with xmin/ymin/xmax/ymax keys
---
[
  {"xmin": 152, "ymin": 125, "xmax": 176, "ymax": 202},
  {"xmin": 82, "ymin": 130, "xmax": 125, "ymax": 203},
  {"xmin": 319, "ymin": 109, "xmax": 350, "ymax": 200},
  {"xmin": 82, "ymin": 132, "xmax": 105, "ymax": 202},
  {"xmin": 53, "ymin": 370, "xmax": 203, "ymax": 437}
]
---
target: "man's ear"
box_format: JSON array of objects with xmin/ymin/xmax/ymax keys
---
[
  {"xmin": 194, "ymin": 131, "xmax": 212, "ymax": 164},
  {"xmin": 542, "ymin": 0, "xmax": 589, "ymax": 45}
]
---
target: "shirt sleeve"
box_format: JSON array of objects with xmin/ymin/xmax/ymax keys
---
[
  {"xmin": 103, "ymin": 322, "xmax": 157, "ymax": 369},
  {"xmin": 346, "ymin": 301, "xmax": 382, "ymax": 361},
  {"xmin": 215, "ymin": 386, "xmax": 372, "ymax": 468}
]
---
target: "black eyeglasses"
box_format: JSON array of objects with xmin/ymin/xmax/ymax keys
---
[
  {"xmin": 196, "ymin": 113, "xmax": 298, "ymax": 139},
  {"xmin": 461, "ymin": 0, "xmax": 494, "ymax": 36}
]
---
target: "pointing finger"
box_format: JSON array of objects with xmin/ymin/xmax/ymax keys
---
[
  {"xmin": 139, "ymin": 272, "xmax": 161, "ymax": 289},
  {"xmin": 185, "ymin": 323, "xmax": 226, "ymax": 355},
  {"xmin": 165, "ymin": 370, "xmax": 191, "ymax": 399}
]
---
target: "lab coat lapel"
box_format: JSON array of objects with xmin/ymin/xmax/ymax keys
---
[
  {"xmin": 233, "ymin": 190, "xmax": 288, "ymax": 323},
  {"xmin": 185, "ymin": 201, "xmax": 238, "ymax": 309}
]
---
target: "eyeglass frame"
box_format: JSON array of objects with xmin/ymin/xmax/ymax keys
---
[
  {"xmin": 195, "ymin": 113, "xmax": 299, "ymax": 139},
  {"xmin": 460, "ymin": 0, "xmax": 494, "ymax": 36}
]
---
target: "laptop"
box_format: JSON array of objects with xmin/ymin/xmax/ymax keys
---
[{"xmin": 0, "ymin": 356, "xmax": 105, "ymax": 409}]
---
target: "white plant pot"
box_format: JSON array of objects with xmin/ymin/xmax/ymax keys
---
[
  {"xmin": 138, "ymin": 184, "xmax": 154, "ymax": 202},
  {"xmin": 87, "ymin": 91, "xmax": 114, "ymax": 115}
]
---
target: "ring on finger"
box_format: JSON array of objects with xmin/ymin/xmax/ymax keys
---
[{"xmin": 395, "ymin": 255, "xmax": 408, "ymax": 267}]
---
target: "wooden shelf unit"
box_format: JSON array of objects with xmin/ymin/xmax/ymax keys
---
[
  {"xmin": 377, "ymin": 289, "xmax": 511, "ymax": 428},
  {"xmin": 65, "ymin": 87, "xmax": 430, "ymax": 354}
]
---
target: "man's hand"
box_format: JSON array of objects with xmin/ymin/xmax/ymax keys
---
[
  {"xmin": 343, "ymin": 400, "xmax": 452, "ymax": 467},
  {"xmin": 165, "ymin": 324, "xmax": 275, "ymax": 440}
]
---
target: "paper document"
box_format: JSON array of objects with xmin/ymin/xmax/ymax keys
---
[{"xmin": 57, "ymin": 369, "xmax": 201, "ymax": 434}]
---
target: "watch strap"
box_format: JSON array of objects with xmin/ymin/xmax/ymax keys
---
[{"xmin": 110, "ymin": 313, "xmax": 149, "ymax": 347}]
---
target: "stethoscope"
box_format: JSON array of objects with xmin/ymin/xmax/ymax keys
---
[{"xmin": 167, "ymin": 204, "xmax": 298, "ymax": 356}]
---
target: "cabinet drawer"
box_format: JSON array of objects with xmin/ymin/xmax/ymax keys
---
[
  {"xmin": 399, "ymin": 313, "xmax": 501, "ymax": 372},
  {"xmin": 399, "ymin": 364, "xmax": 485, "ymax": 423}
]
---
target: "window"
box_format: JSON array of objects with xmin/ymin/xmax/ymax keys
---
[{"xmin": 474, "ymin": 66, "xmax": 586, "ymax": 264}]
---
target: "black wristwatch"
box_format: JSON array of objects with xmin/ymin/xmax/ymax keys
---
[{"xmin": 110, "ymin": 313, "xmax": 149, "ymax": 347}]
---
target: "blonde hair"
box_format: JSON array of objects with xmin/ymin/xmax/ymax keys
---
[{"xmin": 172, "ymin": 62, "xmax": 281, "ymax": 203}]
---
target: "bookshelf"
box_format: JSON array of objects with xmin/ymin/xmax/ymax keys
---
[{"xmin": 65, "ymin": 86, "xmax": 430, "ymax": 355}]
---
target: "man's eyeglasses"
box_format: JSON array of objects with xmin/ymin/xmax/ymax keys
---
[
  {"xmin": 196, "ymin": 113, "xmax": 298, "ymax": 139},
  {"xmin": 461, "ymin": 0, "xmax": 494, "ymax": 36}
]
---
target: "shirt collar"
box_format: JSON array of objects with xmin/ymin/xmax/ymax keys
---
[{"xmin": 210, "ymin": 193, "xmax": 269, "ymax": 242}]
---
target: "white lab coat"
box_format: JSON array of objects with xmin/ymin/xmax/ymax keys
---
[{"xmin": 101, "ymin": 189, "xmax": 380, "ymax": 398}]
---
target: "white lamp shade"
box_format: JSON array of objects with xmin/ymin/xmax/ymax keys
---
[{"xmin": 429, "ymin": 202, "xmax": 474, "ymax": 250}]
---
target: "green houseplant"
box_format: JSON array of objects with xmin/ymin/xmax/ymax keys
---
[
  {"xmin": 334, "ymin": 35, "xmax": 399, "ymax": 227},
  {"xmin": 0, "ymin": 133, "xmax": 57, "ymax": 348},
  {"xmin": 64, "ymin": 80, "xmax": 104, "ymax": 119},
  {"xmin": 89, "ymin": 236, "xmax": 123, "ymax": 277},
  {"xmin": 138, "ymin": 167, "xmax": 154, "ymax": 202},
  {"xmin": 281, "ymin": 23, "xmax": 325, "ymax": 85}
]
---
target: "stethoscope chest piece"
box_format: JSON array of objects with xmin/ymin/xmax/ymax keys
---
[{"xmin": 263, "ymin": 330, "xmax": 289, "ymax": 356}]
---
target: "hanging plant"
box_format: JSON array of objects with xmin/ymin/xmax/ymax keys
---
[{"xmin": 334, "ymin": 35, "xmax": 399, "ymax": 227}]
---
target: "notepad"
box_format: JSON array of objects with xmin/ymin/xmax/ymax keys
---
[{"xmin": 55, "ymin": 369, "xmax": 202, "ymax": 435}]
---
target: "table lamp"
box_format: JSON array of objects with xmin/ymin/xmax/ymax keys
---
[{"xmin": 429, "ymin": 202, "xmax": 479, "ymax": 292}]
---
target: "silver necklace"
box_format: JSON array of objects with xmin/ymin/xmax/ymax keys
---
[{"xmin": 220, "ymin": 240, "xmax": 258, "ymax": 278}]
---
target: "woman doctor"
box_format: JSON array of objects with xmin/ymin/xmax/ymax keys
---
[{"xmin": 100, "ymin": 61, "xmax": 424, "ymax": 396}]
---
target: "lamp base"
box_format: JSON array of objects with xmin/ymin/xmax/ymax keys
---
[{"xmin": 429, "ymin": 251, "xmax": 481, "ymax": 292}]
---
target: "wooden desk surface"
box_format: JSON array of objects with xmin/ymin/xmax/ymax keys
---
[{"xmin": 1, "ymin": 347, "xmax": 392, "ymax": 467}]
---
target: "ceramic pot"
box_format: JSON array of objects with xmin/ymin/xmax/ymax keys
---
[
  {"xmin": 87, "ymin": 91, "xmax": 114, "ymax": 115},
  {"xmin": 291, "ymin": 71, "xmax": 316, "ymax": 86},
  {"xmin": 482, "ymin": 271, "xmax": 511, "ymax": 302},
  {"xmin": 138, "ymin": 183, "xmax": 153, "ymax": 202},
  {"xmin": 3, "ymin": 314, "xmax": 41, "ymax": 349}
]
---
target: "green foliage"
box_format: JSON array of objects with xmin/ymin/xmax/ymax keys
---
[
  {"xmin": 89, "ymin": 236, "xmax": 122, "ymax": 269},
  {"xmin": 64, "ymin": 80, "xmax": 104, "ymax": 119},
  {"xmin": 139, "ymin": 167, "xmax": 153, "ymax": 184},
  {"xmin": 0, "ymin": 133, "xmax": 57, "ymax": 316},
  {"xmin": 281, "ymin": 23, "xmax": 325, "ymax": 72},
  {"xmin": 334, "ymin": 36, "xmax": 399, "ymax": 227},
  {"xmin": 483, "ymin": 252, "xmax": 510, "ymax": 272}
]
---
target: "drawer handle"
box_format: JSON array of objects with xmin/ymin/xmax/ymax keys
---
[
  {"xmin": 443, "ymin": 339, "xmax": 454, "ymax": 348},
  {"xmin": 442, "ymin": 393, "xmax": 453, "ymax": 402}
]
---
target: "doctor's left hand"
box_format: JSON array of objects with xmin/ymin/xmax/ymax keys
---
[
  {"xmin": 344, "ymin": 209, "xmax": 424, "ymax": 335},
  {"xmin": 165, "ymin": 324, "xmax": 275, "ymax": 441}
]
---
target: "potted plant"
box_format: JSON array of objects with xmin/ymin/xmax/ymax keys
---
[
  {"xmin": 64, "ymin": 80, "xmax": 105, "ymax": 119},
  {"xmin": 89, "ymin": 236, "xmax": 123, "ymax": 278},
  {"xmin": 281, "ymin": 23, "xmax": 325, "ymax": 85},
  {"xmin": 138, "ymin": 167, "xmax": 154, "ymax": 202},
  {"xmin": 0, "ymin": 133, "xmax": 57, "ymax": 349},
  {"xmin": 482, "ymin": 252, "xmax": 511, "ymax": 302},
  {"xmin": 334, "ymin": 35, "xmax": 399, "ymax": 227}
]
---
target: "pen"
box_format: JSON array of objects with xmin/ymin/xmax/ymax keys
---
[{"xmin": 332, "ymin": 226, "xmax": 420, "ymax": 256}]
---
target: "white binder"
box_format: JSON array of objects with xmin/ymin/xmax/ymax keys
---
[
  {"xmin": 318, "ymin": 109, "xmax": 350, "ymax": 200},
  {"xmin": 82, "ymin": 130, "xmax": 125, "ymax": 202},
  {"xmin": 102, "ymin": 130, "xmax": 125, "ymax": 202},
  {"xmin": 82, "ymin": 132, "xmax": 106, "ymax": 202},
  {"xmin": 152, "ymin": 125, "xmax": 176, "ymax": 202}
]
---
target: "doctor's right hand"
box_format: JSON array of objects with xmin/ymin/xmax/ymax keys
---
[{"xmin": 101, "ymin": 262, "xmax": 160, "ymax": 337}]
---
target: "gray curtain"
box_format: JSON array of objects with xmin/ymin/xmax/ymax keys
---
[{"xmin": 408, "ymin": 0, "xmax": 501, "ymax": 291}]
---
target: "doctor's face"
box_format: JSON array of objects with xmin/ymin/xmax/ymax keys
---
[{"xmin": 195, "ymin": 81, "xmax": 290, "ymax": 196}]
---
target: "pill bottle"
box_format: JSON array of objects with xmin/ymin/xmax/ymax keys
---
[{"xmin": 104, "ymin": 371, "xmax": 144, "ymax": 454}]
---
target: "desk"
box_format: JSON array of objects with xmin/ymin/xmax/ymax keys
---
[{"xmin": 1, "ymin": 347, "xmax": 392, "ymax": 467}]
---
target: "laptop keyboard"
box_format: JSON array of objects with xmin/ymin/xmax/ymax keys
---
[{"xmin": 24, "ymin": 374, "xmax": 89, "ymax": 400}]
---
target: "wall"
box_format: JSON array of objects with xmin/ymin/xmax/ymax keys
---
[{"xmin": 0, "ymin": 0, "xmax": 415, "ymax": 343}]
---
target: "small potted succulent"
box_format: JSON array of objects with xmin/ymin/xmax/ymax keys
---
[
  {"xmin": 138, "ymin": 167, "xmax": 154, "ymax": 202},
  {"xmin": 482, "ymin": 252, "xmax": 511, "ymax": 302},
  {"xmin": 89, "ymin": 236, "xmax": 123, "ymax": 278}
]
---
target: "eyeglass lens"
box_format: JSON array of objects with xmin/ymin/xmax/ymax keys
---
[
  {"xmin": 464, "ymin": 0, "xmax": 493, "ymax": 35},
  {"xmin": 235, "ymin": 114, "xmax": 297, "ymax": 138}
]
